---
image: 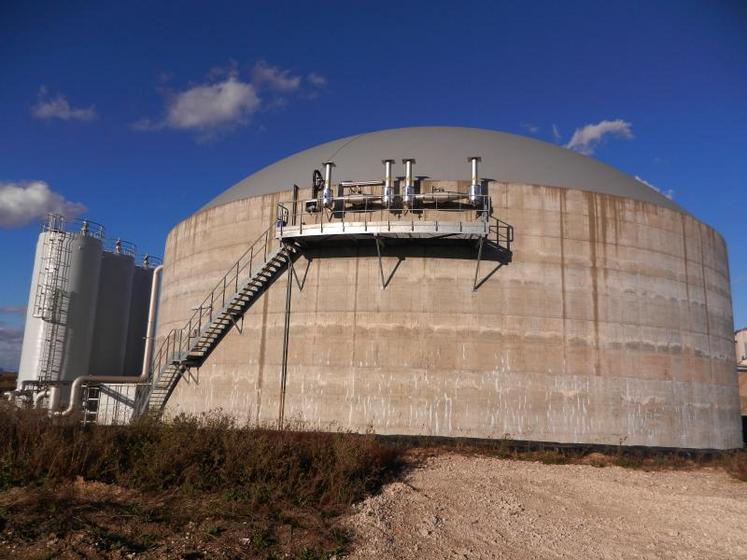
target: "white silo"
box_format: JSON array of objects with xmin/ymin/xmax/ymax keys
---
[
  {"xmin": 123, "ymin": 259, "xmax": 155, "ymax": 375},
  {"xmin": 89, "ymin": 241, "xmax": 135, "ymax": 375},
  {"xmin": 16, "ymin": 216, "xmax": 104, "ymax": 397}
]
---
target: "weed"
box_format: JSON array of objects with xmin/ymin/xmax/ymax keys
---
[{"xmin": 0, "ymin": 403, "xmax": 404, "ymax": 559}]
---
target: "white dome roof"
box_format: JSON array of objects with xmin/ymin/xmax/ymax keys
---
[{"xmin": 203, "ymin": 126, "xmax": 681, "ymax": 212}]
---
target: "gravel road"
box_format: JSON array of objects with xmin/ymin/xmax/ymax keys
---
[{"xmin": 345, "ymin": 453, "xmax": 747, "ymax": 560}]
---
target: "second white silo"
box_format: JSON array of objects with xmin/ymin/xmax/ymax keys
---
[
  {"xmin": 58, "ymin": 229, "xmax": 105, "ymax": 383},
  {"xmin": 89, "ymin": 245, "xmax": 135, "ymax": 375},
  {"xmin": 123, "ymin": 262, "xmax": 155, "ymax": 374}
]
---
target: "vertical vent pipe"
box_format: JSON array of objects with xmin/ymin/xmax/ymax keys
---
[
  {"xmin": 322, "ymin": 161, "xmax": 335, "ymax": 209},
  {"xmin": 382, "ymin": 159, "xmax": 395, "ymax": 207},
  {"xmin": 468, "ymin": 156, "xmax": 483, "ymax": 206},
  {"xmin": 402, "ymin": 158, "xmax": 416, "ymax": 208}
]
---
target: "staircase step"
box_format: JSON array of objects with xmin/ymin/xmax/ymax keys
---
[{"xmin": 139, "ymin": 232, "xmax": 304, "ymax": 415}]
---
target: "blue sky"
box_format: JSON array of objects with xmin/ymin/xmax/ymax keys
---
[{"xmin": 0, "ymin": 1, "xmax": 745, "ymax": 369}]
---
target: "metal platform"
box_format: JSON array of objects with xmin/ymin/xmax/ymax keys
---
[
  {"xmin": 129, "ymin": 195, "xmax": 513, "ymax": 419},
  {"xmin": 276, "ymin": 219, "xmax": 490, "ymax": 241}
]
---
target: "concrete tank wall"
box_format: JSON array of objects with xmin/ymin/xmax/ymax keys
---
[
  {"xmin": 89, "ymin": 252, "xmax": 134, "ymax": 375},
  {"xmin": 155, "ymin": 182, "xmax": 743, "ymax": 449},
  {"xmin": 123, "ymin": 265, "xmax": 154, "ymax": 375}
]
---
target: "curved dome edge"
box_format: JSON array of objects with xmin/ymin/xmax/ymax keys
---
[{"xmin": 200, "ymin": 126, "xmax": 683, "ymax": 213}]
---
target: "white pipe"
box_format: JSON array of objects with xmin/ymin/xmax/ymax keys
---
[
  {"xmin": 141, "ymin": 265, "xmax": 162, "ymax": 376},
  {"xmin": 468, "ymin": 156, "xmax": 482, "ymax": 205},
  {"xmin": 322, "ymin": 161, "xmax": 335, "ymax": 209},
  {"xmin": 33, "ymin": 389, "xmax": 49, "ymax": 408},
  {"xmin": 52, "ymin": 264, "xmax": 163, "ymax": 417},
  {"xmin": 402, "ymin": 158, "xmax": 416, "ymax": 208},
  {"xmin": 382, "ymin": 159, "xmax": 395, "ymax": 207}
]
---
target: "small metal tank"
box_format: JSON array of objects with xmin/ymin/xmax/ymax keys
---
[
  {"xmin": 122, "ymin": 260, "xmax": 155, "ymax": 374},
  {"xmin": 88, "ymin": 242, "xmax": 135, "ymax": 375}
]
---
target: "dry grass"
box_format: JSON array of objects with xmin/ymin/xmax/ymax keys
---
[
  {"xmin": 0, "ymin": 402, "xmax": 743, "ymax": 559},
  {"xmin": 0, "ymin": 403, "xmax": 404, "ymax": 559},
  {"xmin": 395, "ymin": 435, "xmax": 747, "ymax": 481}
]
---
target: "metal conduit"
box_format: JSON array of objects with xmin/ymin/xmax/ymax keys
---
[{"xmin": 51, "ymin": 265, "xmax": 163, "ymax": 417}]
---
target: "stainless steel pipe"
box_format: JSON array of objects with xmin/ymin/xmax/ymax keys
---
[
  {"xmin": 382, "ymin": 159, "xmax": 395, "ymax": 207},
  {"xmin": 322, "ymin": 161, "xmax": 335, "ymax": 209},
  {"xmin": 402, "ymin": 158, "xmax": 416, "ymax": 208},
  {"xmin": 468, "ymin": 156, "xmax": 483, "ymax": 205}
]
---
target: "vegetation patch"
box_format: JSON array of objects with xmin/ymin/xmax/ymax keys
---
[{"xmin": 0, "ymin": 404, "xmax": 404, "ymax": 559}]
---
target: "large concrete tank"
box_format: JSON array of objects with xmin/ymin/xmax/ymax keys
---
[
  {"xmin": 123, "ymin": 263, "xmax": 154, "ymax": 374},
  {"xmin": 153, "ymin": 127, "xmax": 743, "ymax": 450},
  {"xmin": 89, "ymin": 249, "xmax": 135, "ymax": 375}
]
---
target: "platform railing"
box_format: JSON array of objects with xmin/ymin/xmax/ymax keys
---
[
  {"xmin": 148, "ymin": 221, "xmax": 283, "ymax": 386},
  {"xmin": 275, "ymin": 193, "xmax": 494, "ymax": 236}
]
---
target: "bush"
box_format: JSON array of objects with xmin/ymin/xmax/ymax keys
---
[{"xmin": 0, "ymin": 403, "xmax": 404, "ymax": 558}]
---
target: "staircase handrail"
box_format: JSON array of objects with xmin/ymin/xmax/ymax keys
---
[{"xmin": 147, "ymin": 220, "xmax": 282, "ymax": 386}]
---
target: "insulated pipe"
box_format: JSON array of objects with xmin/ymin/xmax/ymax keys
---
[
  {"xmin": 402, "ymin": 158, "xmax": 416, "ymax": 208},
  {"xmin": 33, "ymin": 389, "xmax": 49, "ymax": 408},
  {"xmin": 382, "ymin": 159, "xmax": 395, "ymax": 207},
  {"xmin": 468, "ymin": 156, "xmax": 483, "ymax": 205},
  {"xmin": 322, "ymin": 161, "xmax": 335, "ymax": 209},
  {"xmin": 52, "ymin": 264, "xmax": 163, "ymax": 417}
]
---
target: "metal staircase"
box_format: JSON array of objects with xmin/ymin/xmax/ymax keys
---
[
  {"xmin": 34, "ymin": 226, "xmax": 74, "ymax": 384},
  {"xmin": 136, "ymin": 224, "xmax": 301, "ymax": 416}
]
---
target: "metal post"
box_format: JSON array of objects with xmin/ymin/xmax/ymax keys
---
[
  {"xmin": 375, "ymin": 236, "xmax": 386, "ymax": 290},
  {"xmin": 278, "ymin": 246, "xmax": 293, "ymax": 427},
  {"xmin": 473, "ymin": 237, "xmax": 485, "ymax": 291}
]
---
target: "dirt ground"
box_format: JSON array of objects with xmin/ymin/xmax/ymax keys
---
[{"xmin": 345, "ymin": 453, "xmax": 747, "ymax": 560}]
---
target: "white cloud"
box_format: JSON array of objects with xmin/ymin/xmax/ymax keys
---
[
  {"xmin": 308, "ymin": 72, "xmax": 327, "ymax": 88},
  {"xmin": 252, "ymin": 61, "xmax": 301, "ymax": 92},
  {"xmin": 0, "ymin": 181, "xmax": 86, "ymax": 228},
  {"xmin": 134, "ymin": 76, "xmax": 260, "ymax": 133},
  {"xmin": 520, "ymin": 122, "xmax": 539, "ymax": 134},
  {"xmin": 634, "ymin": 175, "xmax": 674, "ymax": 199},
  {"xmin": 31, "ymin": 87, "xmax": 96, "ymax": 121},
  {"xmin": 565, "ymin": 119, "xmax": 633, "ymax": 155},
  {"xmin": 135, "ymin": 61, "xmax": 325, "ymax": 138}
]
